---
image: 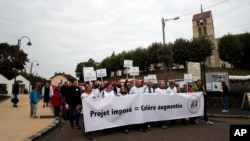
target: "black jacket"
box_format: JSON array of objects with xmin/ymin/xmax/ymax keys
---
[{"xmin": 65, "ymin": 86, "xmax": 81, "ymax": 106}]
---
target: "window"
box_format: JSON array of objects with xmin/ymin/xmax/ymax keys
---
[
  {"xmin": 198, "ymin": 27, "xmax": 202, "ymax": 37},
  {"xmin": 204, "ymin": 26, "xmax": 207, "ymax": 36}
]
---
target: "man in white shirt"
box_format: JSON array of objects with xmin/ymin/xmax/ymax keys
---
[
  {"xmin": 129, "ymin": 80, "xmax": 143, "ymax": 94},
  {"xmin": 154, "ymin": 81, "xmax": 167, "ymax": 129},
  {"xmin": 166, "ymin": 81, "xmax": 177, "ymax": 94},
  {"xmin": 155, "ymin": 81, "xmax": 167, "ymax": 94},
  {"xmin": 142, "ymin": 79, "xmax": 154, "ymax": 94}
]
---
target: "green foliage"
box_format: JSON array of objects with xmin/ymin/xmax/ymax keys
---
[
  {"xmin": 172, "ymin": 38, "xmax": 191, "ymax": 65},
  {"xmin": 189, "ymin": 37, "xmax": 213, "ymax": 62},
  {"xmin": 147, "ymin": 43, "xmax": 162, "ymax": 69},
  {"xmin": 218, "ymin": 34, "xmax": 244, "ymax": 67},
  {"xmin": 0, "ymin": 43, "xmax": 29, "ymax": 79},
  {"xmin": 234, "ymin": 32, "xmax": 250, "ymax": 69}
]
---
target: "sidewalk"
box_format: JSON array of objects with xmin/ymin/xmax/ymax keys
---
[
  {"xmin": 0, "ymin": 94, "xmax": 58, "ymax": 141},
  {"xmin": 0, "ymin": 94, "xmax": 249, "ymax": 141},
  {"xmin": 207, "ymin": 107, "xmax": 250, "ymax": 118}
]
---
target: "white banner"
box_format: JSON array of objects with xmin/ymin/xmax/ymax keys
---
[
  {"xmin": 187, "ymin": 62, "xmax": 201, "ymax": 81},
  {"xmin": 124, "ymin": 60, "xmax": 133, "ymax": 68},
  {"xmin": 82, "ymin": 92, "xmax": 204, "ymax": 132},
  {"xmin": 129, "ymin": 66, "xmax": 139, "ymax": 76},
  {"xmin": 96, "ymin": 68, "xmax": 107, "ymax": 77},
  {"xmin": 184, "ymin": 74, "xmax": 193, "ymax": 82},
  {"xmin": 84, "ymin": 71, "xmax": 96, "ymax": 81},
  {"xmin": 147, "ymin": 74, "xmax": 157, "ymax": 83}
]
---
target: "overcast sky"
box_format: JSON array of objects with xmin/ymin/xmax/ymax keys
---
[{"xmin": 0, "ymin": 0, "xmax": 249, "ymax": 79}]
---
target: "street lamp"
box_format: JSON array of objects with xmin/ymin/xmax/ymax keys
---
[
  {"xmin": 29, "ymin": 60, "xmax": 39, "ymax": 93},
  {"xmin": 161, "ymin": 17, "xmax": 179, "ymax": 83},
  {"xmin": 162, "ymin": 17, "xmax": 179, "ymax": 45},
  {"xmin": 14, "ymin": 36, "xmax": 32, "ymax": 84}
]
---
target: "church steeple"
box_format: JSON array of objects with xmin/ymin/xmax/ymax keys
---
[{"xmin": 201, "ymin": 3, "xmax": 203, "ymax": 13}]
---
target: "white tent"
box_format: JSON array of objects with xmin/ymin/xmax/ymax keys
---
[{"xmin": 229, "ymin": 75, "xmax": 250, "ymax": 80}]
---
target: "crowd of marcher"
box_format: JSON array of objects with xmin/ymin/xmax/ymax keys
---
[{"xmin": 26, "ymin": 78, "xmax": 231, "ymax": 140}]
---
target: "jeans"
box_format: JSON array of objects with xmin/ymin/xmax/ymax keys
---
[
  {"xmin": 221, "ymin": 96, "xmax": 229, "ymax": 110},
  {"xmin": 69, "ymin": 105, "xmax": 79, "ymax": 127},
  {"xmin": 30, "ymin": 103, "xmax": 37, "ymax": 117},
  {"xmin": 54, "ymin": 106, "xmax": 60, "ymax": 117}
]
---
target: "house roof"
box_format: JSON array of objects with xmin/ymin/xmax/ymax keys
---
[
  {"xmin": 192, "ymin": 11, "xmax": 212, "ymax": 21},
  {"xmin": 50, "ymin": 72, "xmax": 77, "ymax": 82}
]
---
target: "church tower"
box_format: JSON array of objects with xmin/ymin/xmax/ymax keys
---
[{"xmin": 192, "ymin": 10, "xmax": 221, "ymax": 67}]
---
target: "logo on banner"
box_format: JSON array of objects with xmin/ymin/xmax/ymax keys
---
[{"xmin": 187, "ymin": 95, "xmax": 200, "ymax": 113}]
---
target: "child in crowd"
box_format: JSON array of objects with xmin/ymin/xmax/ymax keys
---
[
  {"xmin": 51, "ymin": 88, "xmax": 62, "ymax": 120},
  {"xmin": 29, "ymin": 85, "xmax": 39, "ymax": 119}
]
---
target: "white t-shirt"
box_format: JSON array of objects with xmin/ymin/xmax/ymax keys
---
[
  {"xmin": 166, "ymin": 87, "xmax": 177, "ymax": 94},
  {"xmin": 81, "ymin": 92, "xmax": 96, "ymax": 99},
  {"xmin": 92, "ymin": 88, "xmax": 100, "ymax": 97},
  {"xmin": 155, "ymin": 88, "xmax": 167, "ymax": 94},
  {"xmin": 101, "ymin": 89, "xmax": 116, "ymax": 97},
  {"xmin": 129, "ymin": 86, "xmax": 143, "ymax": 94}
]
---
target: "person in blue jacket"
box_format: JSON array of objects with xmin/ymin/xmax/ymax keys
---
[{"xmin": 30, "ymin": 84, "xmax": 40, "ymax": 119}]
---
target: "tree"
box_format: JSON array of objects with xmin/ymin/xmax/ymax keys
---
[
  {"xmin": 235, "ymin": 32, "xmax": 250, "ymax": 69},
  {"xmin": 172, "ymin": 38, "xmax": 191, "ymax": 66},
  {"xmin": 147, "ymin": 43, "xmax": 162, "ymax": 70},
  {"xmin": 157, "ymin": 43, "xmax": 172, "ymax": 82},
  {"xmin": 132, "ymin": 47, "xmax": 148, "ymax": 72},
  {"xmin": 0, "ymin": 43, "xmax": 29, "ymax": 79},
  {"xmin": 188, "ymin": 37, "xmax": 214, "ymax": 62},
  {"xmin": 218, "ymin": 34, "xmax": 244, "ymax": 68}
]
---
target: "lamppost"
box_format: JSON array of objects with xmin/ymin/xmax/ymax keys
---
[
  {"xmin": 14, "ymin": 36, "xmax": 32, "ymax": 84},
  {"xmin": 29, "ymin": 60, "xmax": 39, "ymax": 93},
  {"xmin": 161, "ymin": 17, "xmax": 179, "ymax": 83}
]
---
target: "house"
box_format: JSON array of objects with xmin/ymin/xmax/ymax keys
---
[
  {"xmin": 0, "ymin": 74, "xmax": 30, "ymax": 94},
  {"xmin": 50, "ymin": 72, "xmax": 77, "ymax": 86}
]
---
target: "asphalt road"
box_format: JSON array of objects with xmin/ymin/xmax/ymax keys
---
[{"xmin": 39, "ymin": 117, "xmax": 250, "ymax": 141}]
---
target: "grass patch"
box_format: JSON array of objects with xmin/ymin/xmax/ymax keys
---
[{"xmin": 0, "ymin": 95, "xmax": 11, "ymax": 102}]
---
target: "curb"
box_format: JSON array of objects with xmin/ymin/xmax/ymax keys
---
[
  {"xmin": 208, "ymin": 114, "xmax": 250, "ymax": 119},
  {"xmin": 25, "ymin": 120, "xmax": 60, "ymax": 141},
  {"xmin": 23, "ymin": 113, "xmax": 249, "ymax": 141}
]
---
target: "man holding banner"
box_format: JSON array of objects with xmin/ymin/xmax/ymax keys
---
[
  {"xmin": 129, "ymin": 80, "xmax": 143, "ymax": 95},
  {"xmin": 192, "ymin": 79, "xmax": 214, "ymax": 125}
]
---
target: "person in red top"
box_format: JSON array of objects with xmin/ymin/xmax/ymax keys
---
[
  {"xmin": 188, "ymin": 85, "xmax": 193, "ymax": 92},
  {"xmin": 51, "ymin": 88, "xmax": 62, "ymax": 120}
]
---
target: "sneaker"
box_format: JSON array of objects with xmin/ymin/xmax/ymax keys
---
[
  {"xmin": 32, "ymin": 116, "xmax": 38, "ymax": 119},
  {"xmin": 206, "ymin": 121, "xmax": 214, "ymax": 125},
  {"xmin": 160, "ymin": 125, "xmax": 167, "ymax": 129},
  {"xmin": 147, "ymin": 125, "xmax": 151, "ymax": 130},
  {"xmin": 75, "ymin": 125, "xmax": 81, "ymax": 129},
  {"xmin": 221, "ymin": 109, "xmax": 227, "ymax": 112},
  {"xmin": 194, "ymin": 120, "xmax": 199, "ymax": 124}
]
